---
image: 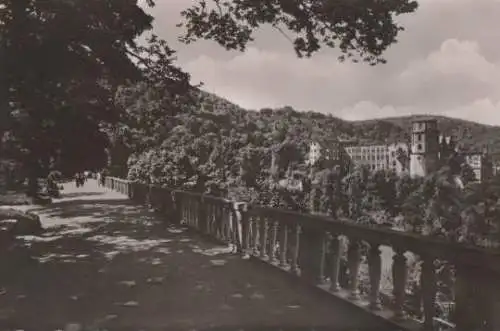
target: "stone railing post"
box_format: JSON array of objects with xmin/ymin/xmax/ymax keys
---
[
  {"xmin": 420, "ymin": 256, "xmax": 436, "ymax": 330},
  {"xmin": 237, "ymin": 203, "xmax": 248, "ymax": 255},
  {"xmin": 347, "ymin": 239, "xmax": 362, "ymax": 300},
  {"xmin": 392, "ymin": 248, "xmax": 408, "ymax": 320},
  {"xmin": 198, "ymin": 195, "xmax": 207, "ymax": 233},
  {"xmin": 290, "ymin": 224, "xmax": 301, "ymax": 276},
  {"xmin": 252, "ymin": 216, "xmax": 260, "ymax": 256},
  {"xmin": 329, "ymin": 233, "xmax": 342, "ymax": 292},
  {"xmin": 172, "ymin": 192, "xmax": 182, "ymax": 225},
  {"xmin": 270, "ymin": 221, "xmax": 279, "ymax": 264},
  {"xmin": 279, "ymin": 223, "xmax": 288, "ymax": 267},
  {"xmin": 317, "ymin": 233, "xmax": 327, "ymax": 285},
  {"xmin": 368, "ymin": 243, "xmax": 382, "ymax": 310},
  {"xmin": 259, "ymin": 217, "xmax": 269, "ymax": 260}
]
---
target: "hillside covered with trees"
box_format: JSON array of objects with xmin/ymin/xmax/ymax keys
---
[{"xmin": 111, "ymin": 84, "xmax": 500, "ymax": 242}]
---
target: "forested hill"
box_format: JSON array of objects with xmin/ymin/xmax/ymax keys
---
[
  {"xmin": 198, "ymin": 91, "xmax": 500, "ymax": 152},
  {"xmin": 114, "ymin": 85, "xmax": 500, "ymax": 191}
]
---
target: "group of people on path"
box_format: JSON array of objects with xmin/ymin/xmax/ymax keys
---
[{"xmin": 74, "ymin": 170, "xmax": 107, "ymax": 188}]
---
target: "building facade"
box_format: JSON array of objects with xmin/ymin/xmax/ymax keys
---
[
  {"xmin": 343, "ymin": 143, "xmax": 410, "ymax": 175},
  {"xmin": 464, "ymin": 152, "xmax": 493, "ymax": 182},
  {"xmin": 307, "ymin": 140, "xmax": 348, "ymax": 167},
  {"xmin": 409, "ymin": 119, "xmax": 440, "ymax": 178}
]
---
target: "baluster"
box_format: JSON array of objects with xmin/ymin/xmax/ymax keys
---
[
  {"xmin": 247, "ymin": 216, "xmax": 255, "ymax": 253},
  {"xmin": 205, "ymin": 203, "xmax": 211, "ymax": 234},
  {"xmin": 199, "ymin": 197, "xmax": 207, "ymax": 234},
  {"xmin": 279, "ymin": 223, "xmax": 288, "ymax": 267},
  {"xmin": 188, "ymin": 198, "xmax": 193, "ymax": 226},
  {"xmin": 196, "ymin": 200, "xmax": 201, "ymax": 233},
  {"xmin": 260, "ymin": 218, "xmax": 269, "ymax": 260},
  {"xmin": 180, "ymin": 198, "xmax": 184, "ymax": 223},
  {"xmin": 392, "ymin": 248, "xmax": 408, "ymax": 320},
  {"xmin": 316, "ymin": 233, "xmax": 327, "ymax": 285},
  {"xmin": 329, "ymin": 233, "xmax": 341, "ymax": 292},
  {"xmin": 421, "ymin": 256, "xmax": 436, "ymax": 331},
  {"xmin": 188, "ymin": 198, "xmax": 192, "ymax": 226},
  {"xmin": 211, "ymin": 203, "xmax": 217, "ymax": 237},
  {"xmin": 270, "ymin": 221, "xmax": 279, "ymax": 264},
  {"xmin": 218, "ymin": 204, "xmax": 225, "ymax": 240},
  {"xmin": 218, "ymin": 204, "xmax": 224, "ymax": 240},
  {"xmin": 194, "ymin": 199, "xmax": 198, "ymax": 227},
  {"xmin": 212, "ymin": 203, "xmax": 218, "ymax": 237},
  {"xmin": 223, "ymin": 205, "xmax": 229, "ymax": 242},
  {"xmin": 194, "ymin": 199, "xmax": 200, "ymax": 229},
  {"xmin": 225, "ymin": 205, "xmax": 232, "ymax": 242},
  {"xmin": 347, "ymin": 239, "xmax": 362, "ymax": 300},
  {"xmin": 183, "ymin": 197, "xmax": 188, "ymax": 224},
  {"xmin": 238, "ymin": 205, "xmax": 248, "ymax": 254},
  {"xmin": 186, "ymin": 198, "xmax": 190, "ymax": 225},
  {"xmin": 290, "ymin": 224, "xmax": 301, "ymax": 276},
  {"xmin": 232, "ymin": 204, "xmax": 241, "ymax": 251},
  {"xmin": 252, "ymin": 216, "xmax": 260, "ymax": 255},
  {"xmin": 210, "ymin": 203, "xmax": 216, "ymax": 235},
  {"xmin": 212, "ymin": 201, "xmax": 221, "ymax": 239},
  {"xmin": 368, "ymin": 243, "xmax": 382, "ymax": 310}
]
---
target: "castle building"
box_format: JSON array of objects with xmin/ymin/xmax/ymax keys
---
[
  {"xmin": 409, "ymin": 118, "xmax": 440, "ymax": 178},
  {"xmin": 307, "ymin": 118, "xmax": 493, "ymax": 182}
]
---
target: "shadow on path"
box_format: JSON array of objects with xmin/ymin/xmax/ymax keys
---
[{"xmin": 0, "ymin": 183, "xmax": 394, "ymax": 331}]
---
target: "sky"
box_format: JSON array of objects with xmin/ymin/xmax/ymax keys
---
[{"xmin": 140, "ymin": 0, "xmax": 500, "ymax": 125}]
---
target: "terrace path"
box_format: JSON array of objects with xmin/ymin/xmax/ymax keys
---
[{"xmin": 0, "ymin": 180, "xmax": 395, "ymax": 331}]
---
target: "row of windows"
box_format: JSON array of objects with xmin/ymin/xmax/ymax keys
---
[
  {"xmin": 346, "ymin": 147, "xmax": 388, "ymax": 153},
  {"xmin": 361, "ymin": 163, "xmax": 405, "ymax": 171},
  {"xmin": 350, "ymin": 154, "xmax": 389, "ymax": 161}
]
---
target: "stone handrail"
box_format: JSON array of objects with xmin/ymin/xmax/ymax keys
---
[{"xmin": 104, "ymin": 177, "xmax": 500, "ymax": 331}]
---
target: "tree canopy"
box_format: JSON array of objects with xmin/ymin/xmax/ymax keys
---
[
  {"xmin": 179, "ymin": 0, "xmax": 419, "ymax": 64},
  {"xmin": 0, "ymin": 0, "xmax": 191, "ymax": 193}
]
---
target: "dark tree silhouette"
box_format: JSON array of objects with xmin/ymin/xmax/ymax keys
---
[
  {"xmin": 179, "ymin": 0, "xmax": 418, "ymax": 64},
  {"xmin": 1, "ymin": 0, "xmax": 191, "ymax": 196}
]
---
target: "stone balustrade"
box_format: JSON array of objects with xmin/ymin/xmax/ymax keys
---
[{"xmin": 104, "ymin": 177, "xmax": 500, "ymax": 331}]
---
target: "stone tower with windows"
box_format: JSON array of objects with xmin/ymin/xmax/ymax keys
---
[{"xmin": 409, "ymin": 119, "xmax": 440, "ymax": 177}]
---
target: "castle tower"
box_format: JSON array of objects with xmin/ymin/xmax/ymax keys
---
[{"xmin": 409, "ymin": 118, "xmax": 440, "ymax": 177}]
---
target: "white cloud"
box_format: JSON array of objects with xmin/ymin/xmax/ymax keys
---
[{"xmin": 400, "ymin": 39, "xmax": 500, "ymax": 85}]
